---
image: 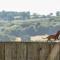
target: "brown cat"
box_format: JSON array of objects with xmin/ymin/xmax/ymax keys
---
[{"xmin": 42, "ymin": 31, "xmax": 60, "ymax": 41}]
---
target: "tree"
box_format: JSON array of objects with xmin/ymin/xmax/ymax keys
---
[
  {"xmin": 56, "ymin": 11, "xmax": 60, "ymax": 16},
  {"xmin": 26, "ymin": 11, "xmax": 30, "ymax": 19},
  {"xmin": 49, "ymin": 13, "xmax": 53, "ymax": 16},
  {"xmin": 32, "ymin": 13, "xmax": 40, "ymax": 19}
]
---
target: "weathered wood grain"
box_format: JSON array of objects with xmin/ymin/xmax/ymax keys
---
[
  {"xmin": 47, "ymin": 43, "xmax": 60, "ymax": 60},
  {"xmin": 0, "ymin": 43, "xmax": 5, "ymax": 60},
  {"xmin": 5, "ymin": 42, "xmax": 17, "ymax": 60},
  {"xmin": 16, "ymin": 42, "xmax": 26, "ymax": 60},
  {"xmin": 0, "ymin": 42, "xmax": 59, "ymax": 60}
]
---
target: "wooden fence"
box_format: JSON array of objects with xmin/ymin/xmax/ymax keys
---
[{"xmin": 0, "ymin": 42, "xmax": 60, "ymax": 60}]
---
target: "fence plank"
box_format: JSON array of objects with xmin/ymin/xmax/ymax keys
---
[
  {"xmin": 47, "ymin": 43, "xmax": 60, "ymax": 60},
  {"xmin": 27, "ymin": 42, "xmax": 39, "ymax": 60},
  {"xmin": 39, "ymin": 43, "xmax": 50, "ymax": 60},
  {"xmin": 0, "ymin": 43, "xmax": 5, "ymax": 60},
  {"xmin": 5, "ymin": 42, "xmax": 17, "ymax": 60},
  {"xmin": 16, "ymin": 42, "xmax": 26, "ymax": 60},
  {"xmin": 53, "ymin": 43, "xmax": 60, "ymax": 60}
]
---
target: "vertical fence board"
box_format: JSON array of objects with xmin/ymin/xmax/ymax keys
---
[
  {"xmin": 27, "ymin": 42, "xmax": 39, "ymax": 60},
  {"xmin": 16, "ymin": 42, "xmax": 26, "ymax": 60},
  {"xmin": 55, "ymin": 52, "xmax": 60, "ymax": 60},
  {"xmin": 5, "ymin": 42, "xmax": 17, "ymax": 60},
  {"xmin": 39, "ymin": 43, "xmax": 50, "ymax": 60},
  {"xmin": 55, "ymin": 43, "xmax": 60, "ymax": 60},
  {"xmin": 0, "ymin": 43, "xmax": 5, "ymax": 60},
  {"xmin": 54, "ymin": 43, "xmax": 60, "ymax": 60},
  {"xmin": 47, "ymin": 43, "xmax": 60, "ymax": 60}
]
